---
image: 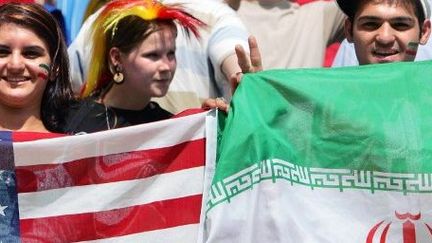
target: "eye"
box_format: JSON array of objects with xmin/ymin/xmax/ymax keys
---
[
  {"xmin": 167, "ymin": 50, "xmax": 176, "ymax": 60},
  {"xmin": 359, "ymin": 21, "xmax": 381, "ymax": 30},
  {"xmin": 22, "ymin": 49, "xmax": 45, "ymax": 59},
  {"xmin": 391, "ymin": 22, "xmax": 413, "ymax": 31},
  {"xmin": 0, "ymin": 46, "xmax": 10, "ymax": 58},
  {"xmin": 143, "ymin": 52, "xmax": 159, "ymax": 60}
]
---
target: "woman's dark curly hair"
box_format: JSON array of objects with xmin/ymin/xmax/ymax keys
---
[{"xmin": 0, "ymin": 3, "xmax": 74, "ymax": 132}]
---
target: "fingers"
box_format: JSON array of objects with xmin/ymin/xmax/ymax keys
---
[
  {"xmin": 201, "ymin": 99, "xmax": 216, "ymax": 110},
  {"xmin": 201, "ymin": 98, "xmax": 229, "ymax": 112},
  {"xmin": 230, "ymin": 35, "xmax": 263, "ymax": 95},
  {"xmin": 215, "ymin": 97, "xmax": 229, "ymax": 112},
  {"xmin": 229, "ymin": 72, "xmax": 242, "ymax": 95},
  {"xmin": 248, "ymin": 36, "xmax": 263, "ymax": 72},
  {"xmin": 234, "ymin": 35, "xmax": 263, "ymax": 74},
  {"xmin": 235, "ymin": 44, "xmax": 251, "ymax": 73}
]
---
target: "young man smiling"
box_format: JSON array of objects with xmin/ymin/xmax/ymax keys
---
[{"xmin": 337, "ymin": 0, "xmax": 431, "ymax": 65}]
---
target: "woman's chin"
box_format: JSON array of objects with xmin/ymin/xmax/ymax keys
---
[{"xmin": 151, "ymin": 90, "xmax": 168, "ymax": 98}]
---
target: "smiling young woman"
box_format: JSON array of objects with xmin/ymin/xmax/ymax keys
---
[{"xmin": 0, "ymin": 3, "xmax": 73, "ymax": 132}]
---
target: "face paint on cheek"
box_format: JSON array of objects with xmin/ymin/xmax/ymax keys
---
[
  {"xmin": 406, "ymin": 42, "xmax": 419, "ymax": 56},
  {"xmin": 38, "ymin": 63, "xmax": 50, "ymax": 80}
]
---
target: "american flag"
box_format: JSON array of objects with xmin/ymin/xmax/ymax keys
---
[{"xmin": 0, "ymin": 110, "xmax": 213, "ymax": 242}]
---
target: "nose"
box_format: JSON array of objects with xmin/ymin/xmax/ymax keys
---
[
  {"xmin": 158, "ymin": 55, "xmax": 176, "ymax": 72},
  {"xmin": 375, "ymin": 23, "xmax": 396, "ymax": 45},
  {"xmin": 7, "ymin": 52, "xmax": 25, "ymax": 73}
]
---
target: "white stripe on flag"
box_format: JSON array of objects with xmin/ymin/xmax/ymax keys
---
[
  {"xmin": 14, "ymin": 111, "xmax": 208, "ymax": 166},
  {"xmin": 81, "ymin": 224, "xmax": 199, "ymax": 243},
  {"xmin": 198, "ymin": 110, "xmax": 218, "ymax": 242},
  {"xmin": 205, "ymin": 180, "xmax": 432, "ymax": 243},
  {"xmin": 19, "ymin": 166, "xmax": 204, "ymax": 219}
]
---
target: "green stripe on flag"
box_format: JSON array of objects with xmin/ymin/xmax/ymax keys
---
[{"xmin": 210, "ymin": 61, "xmax": 432, "ymax": 210}]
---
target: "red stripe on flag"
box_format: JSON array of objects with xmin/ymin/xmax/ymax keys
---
[
  {"xmin": 16, "ymin": 139, "xmax": 205, "ymax": 193},
  {"xmin": 12, "ymin": 132, "xmax": 66, "ymax": 142},
  {"xmin": 20, "ymin": 194, "xmax": 202, "ymax": 242}
]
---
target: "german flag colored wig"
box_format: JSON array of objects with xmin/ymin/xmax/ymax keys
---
[{"xmin": 81, "ymin": 0, "xmax": 205, "ymax": 97}]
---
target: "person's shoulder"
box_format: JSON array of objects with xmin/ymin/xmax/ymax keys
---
[
  {"xmin": 171, "ymin": 0, "xmax": 236, "ymax": 19},
  {"xmin": 240, "ymin": 0, "xmax": 292, "ymax": 10},
  {"xmin": 68, "ymin": 98, "xmax": 104, "ymax": 113},
  {"xmin": 299, "ymin": 0, "xmax": 339, "ymax": 11},
  {"xmin": 147, "ymin": 102, "xmax": 173, "ymax": 120},
  {"xmin": 298, "ymin": 1, "xmax": 344, "ymax": 23},
  {"xmin": 62, "ymin": 98, "xmax": 107, "ymax": 134}
]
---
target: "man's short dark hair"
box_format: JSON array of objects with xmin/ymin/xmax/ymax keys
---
[{"xmin": 337, "ymin": 0, "xmax": 426, "ymax": 26}]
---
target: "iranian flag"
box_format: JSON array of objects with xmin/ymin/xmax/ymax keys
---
[{"xmin": 202, "ymin": 61, "xmax": 432, "ymax": 243}]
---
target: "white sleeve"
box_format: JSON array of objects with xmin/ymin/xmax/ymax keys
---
[
  {"xmin": 67, "ymin": 10, "xmax": 101, "ymax": 94},
  {"xmin": 205, "ymin": 2, "xmax": 249, "ymax": 97},
  {"xmin": 331, "ymin": 39, "xmax": 359, "ymax": 67},
  {"xmin": 172, "ymin": 0, "xmax": 250, "ymax": 98}
]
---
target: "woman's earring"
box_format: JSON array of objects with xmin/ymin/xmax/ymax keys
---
[{"xmin": 113, "ymin": 65, "xmax": 124, "ymax": 84}]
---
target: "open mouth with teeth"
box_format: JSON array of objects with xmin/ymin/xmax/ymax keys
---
[
  {"xmin": 371, "ymin": 49, "xmax": 401, "ymax": 62},
  {"xmin": 3, "ymin": 77, "xmax": 31, "ymax": 83},
  {"xmin": 372, "ymin": 49, "xmax": 399, "ymax": 57}
]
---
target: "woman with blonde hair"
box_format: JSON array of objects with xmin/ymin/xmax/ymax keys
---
[{"xmin": 62, "ymin": 0, "xmax": 204, "ymax": 133}]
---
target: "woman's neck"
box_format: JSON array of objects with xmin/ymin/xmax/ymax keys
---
[
  {"xmin": 101, "ymin": 84, "xmax": 151, "ymax": 111},
  {"xmin": 0, "ymin": 106, "xmax": 48, "ymax": 132}
]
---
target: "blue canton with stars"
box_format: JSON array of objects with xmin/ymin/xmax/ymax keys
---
[{"xmin": 0, "ymin": 131, "xmax": 20, "ymax": 242}]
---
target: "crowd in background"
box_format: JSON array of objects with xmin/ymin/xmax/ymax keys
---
[
  {"xmin": 53, "ymin": 0, "xmax": 341, "ymax": 67},
  {"xmin": 40, "ymin": 0, "xmax": 341, "ymax": 69}
]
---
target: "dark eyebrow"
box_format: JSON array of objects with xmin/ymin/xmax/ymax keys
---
[
  {"xmin": 357, "ymin": 16, "xmax": 382, "ymax": 22},
  {"xmin": 0, "ymin": 44, "xmax": 47, "ymax": 54},
  {"xmin": 390, "ymin": 17, "xmax": 416, "ymax": 23},
  {"xmin": 357, "ymin": 16, "xmax": 415, "ymax": 23},
  {"xmin": 23, "ymin": 45, "xmax": 46, "ymax": 52}
]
